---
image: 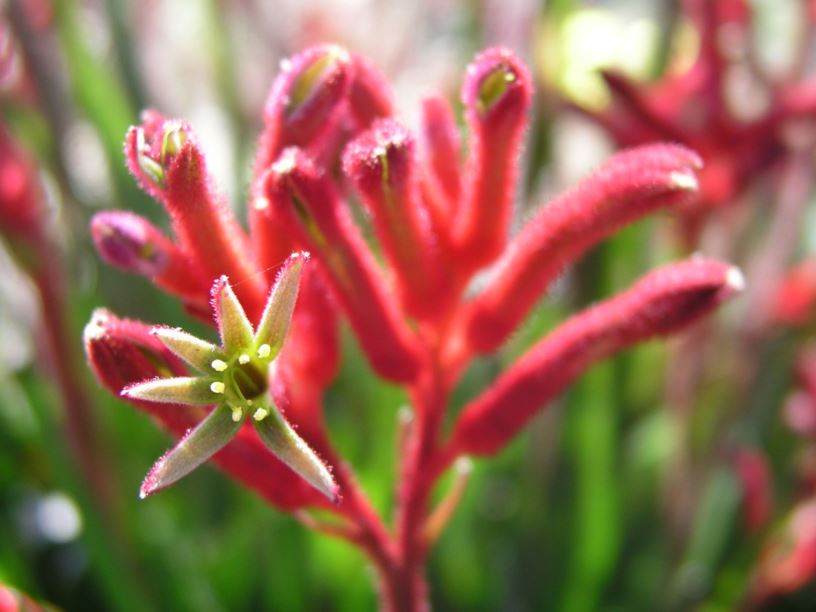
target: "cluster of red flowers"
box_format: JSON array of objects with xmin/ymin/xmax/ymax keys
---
[{"xmin": 78, "ymin": 42, "xmax": 744, "ymax": 608}]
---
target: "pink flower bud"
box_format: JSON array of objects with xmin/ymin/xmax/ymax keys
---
[
  {"xmin": 262, "ymin": 147, "xmax": 421, "ymax": 383},
  {"xmin": 454, "ymin": 47, "xmax": 532, "ymax": 269},
  {"xmin": 343, "ymin": 119, "xmax": 449, "ymax": 319},
  {"xmin": 255, "ymin": 44, "xmax": 352, "ymax": 170},
  {"xmin": 250, "ymin": 45, "xmax": 352, "ymax": 274},
  {"xmin": 448, "ymin": 258, "xmax": 744, "ymax": 456},
  {"xmin": 91, "ymin": 210, "xmax": 209, "ymax": 308},
  {"xmin": 459, "ymin": 144, "xmax": 703, "ymax": 354},
  {"xmin": 125, "ymin": 113, "xmax": 265, "ymax": 319}
]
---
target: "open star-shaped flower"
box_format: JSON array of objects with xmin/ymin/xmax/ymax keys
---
[{"xmin": 121, "ymin": 252, "xmax": 337, "ymax": 501}]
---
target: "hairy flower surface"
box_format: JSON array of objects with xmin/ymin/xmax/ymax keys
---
[{"xmin": 84, "ymin": 43, "xmax": 744, "ymax": 611}]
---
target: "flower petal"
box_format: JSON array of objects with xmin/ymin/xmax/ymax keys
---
[
  {"xmin": 212, "ymin": 276, "xmax": 255, "ymax": 354},
  {"xmin": 254, "ymin": 251, "xmax": 308, "ymax": 359},
  {"xmin": 152, "ymin": 326, "xmax": 223, "ymax": 372},
  {"xmin": 139, "ymin": 404, "xmax": 243, "ymax": 498},
  {"xmin": 122, "ymin": 376, "xmax": 219, "ymax": 405},
  {"xmin": 253, "ymin": 407, "xmax": 338, "ymax": 502}
]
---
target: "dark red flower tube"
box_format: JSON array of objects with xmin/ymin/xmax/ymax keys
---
[
  {"xmin": 453, "ymin": 47, "xmax": 532, "ymax": 270},
  {"xmin": 343, "ymin": 119, "xmax": 449, "ymax": 319},
  {"xmin": 447, "ymin": 258, "xmax": 744, "ymax": 456},
  {"xmin": 459, "ymin": 144, "xmax": 703, "ymax": 354},
  {"xmin": 262, "ymin": 147, "xmax": 421, "ymax": 383},
  {"xmin": 250, "ymin": 44, "xmax": 352, "ymax": 274},
  {"xmin": 91, "ymin": 210, "xmax": 210, "ymax": 309},
  {"xmin": 83, "ymin": 309, "xmax": 329, "ymax": 510},
  {"xmin": 124, "ymin": 114, "xmax": 266, "ymax": 320},
  {"xmin": 277, "ymin": 266, "xmax": 340, "ymax": 390}
]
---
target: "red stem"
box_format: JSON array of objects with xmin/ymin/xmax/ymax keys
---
[{"xmin": 34, "ymin": 258, "xmax": 113, "ymax": 506}]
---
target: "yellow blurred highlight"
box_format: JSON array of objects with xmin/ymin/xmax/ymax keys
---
[{"xmin": 536, "ymin": 9, "xmax": 700, "ymax": 111}]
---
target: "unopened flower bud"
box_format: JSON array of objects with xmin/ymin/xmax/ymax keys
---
[
  {"xmin": 449, "ymin": 258, "xmax": 743, "ymax": 456},
  {"xmin": 343, "ymin": 119, "xmax": 449, "ymax": 319},
  {"xmin": 263, "ymin": 147, "xmax": 421, "ymax": 383},
  {"xmin": 454, "ymin": 48, "xmax": 532, "ymax": 269}
]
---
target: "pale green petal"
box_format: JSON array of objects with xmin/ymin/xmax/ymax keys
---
[
  {"xmin": 214, "ymin": 276, "xmax": 254, "ymax": 354},
  {"xmin": 139, "ymin": 404, "xmax": 242, "ymax": 498},
  {"xmin": 255, "ymin": 252, "xmax": 308, "ymax": 359},
  {"xmin": 122, "ymin": 376, "xmax": 219, "ymax": 405},
  {"xmin": 153, "ymin": 327, "xmax": 223, "ymax": 372},
  {"xmin": 253, "ymin": 406, "xmax": 337, "ymax": 501}
]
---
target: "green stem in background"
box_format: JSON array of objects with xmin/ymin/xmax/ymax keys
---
[
  {"xmin": 559, "ymin": 361, "xmax": 621, "ymax": 612},
  {"xmin": 205, "ymin": 0, "xmax": 254, "ymax": 210},
  {"xmin": 667, "ymin": 467, "xmax": 740, "ymax": 611},
  {"xmin": 52, "ymin": 0, "xmax": 141, "ymax": 208},
  {"xmin": 103, "ymin": 0, "xmax": 148, "ymax": 110},
  {"xmin": 20, "ymin": 369, "xmax": 157, "ymax": 612}
]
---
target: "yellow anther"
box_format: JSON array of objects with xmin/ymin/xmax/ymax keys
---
[
  {"xmin": 211, "ymin": 359, "xmax": 228, "ymax": 372},
  {"xmin": 253, "ymin": 408, "xmax": 270, "ymax": 421},
  {"xmin": 238, "ymin": 354, "xmax": 251, "ymax": 365},
  {"xmin": 210, "ymin": 381, "xmax": 226, "ymax": 394},
  {"xmin": 231, "ymin": 407, "xmax": 243, "ymax": 422},
  {"xmin": 257, "ymin": 344, "xmax": 271, "ymax": 359}
]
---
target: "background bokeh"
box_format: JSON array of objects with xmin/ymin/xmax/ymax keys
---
[{"xmin": 3, "ymin": 0, "xmax": 816, "ymax": 610}]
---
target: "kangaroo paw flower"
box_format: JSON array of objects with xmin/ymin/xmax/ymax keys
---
[
  {"xmin": 459, "ymin": 144, "xmax": 703, "ymax": 354},
  {"xmin": 448, "ymin": 258, "xmax": 744, "ymax": 456},
  {"xmin": 109, "ymin": 253, "xmax": 337, "ymax": 501}
]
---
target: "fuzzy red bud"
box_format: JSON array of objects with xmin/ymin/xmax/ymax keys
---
[{"xmin": 448, "ymin": 258, "xmax": 743, "ymax": 456}]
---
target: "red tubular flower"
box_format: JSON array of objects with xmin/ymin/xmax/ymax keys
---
[
  {"xmin": 83, "ymin": 308, "xmax": 331, "ymax": 511},
  {"xmin": 90, "ymin": 210, "xmax": 210, "ymax": 310},
  {"xmin": 454, "ymin": 47, "xmax": 532, "ymax": 270},
  {"xmin": 457, "ymin": 144, "xmax": 702, "ymax": 354},
  {"xmin": 447, "ymin": 258, "xmax": 744, "ymax": 456},
  {"xmin": 733, "ymin": 447, "xmax": 773, "ymax": 533},
  {"xmin": 124, "ymin": 114, "xmax": 266, "ymax": 320},
  {"xmin": 0, "ymin": 125, "xmax": 45, "ymax": 249},
  {"xmin": 262, "ymin": 147, "xmax": 421, "ymax": 383},
  {"xmin": 419, "ymin": 95, "xmax": 462, "ymax": 234},
  {"xmin": 343, "ymin": 119, "xmax": 449, "ymax": 320},
  {"xmin": 250, "ymin": 44, "xmax": 352, "ymax": 275},
  {"xmin": 346, "ymin": 53, "xmax": 394, "ymax": 131},
  {"xmin": 85, "ymin": 44, "xmax": 746, "ymax": 610}
]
